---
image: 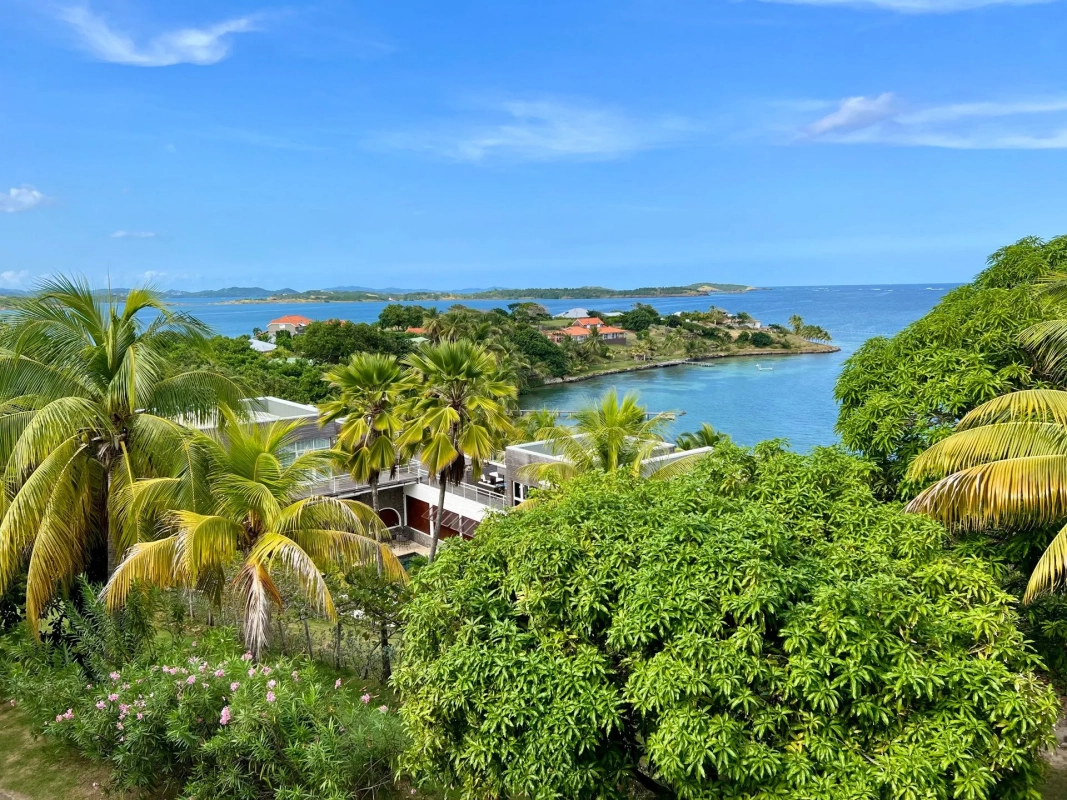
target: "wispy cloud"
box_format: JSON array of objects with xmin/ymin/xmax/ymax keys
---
[
  {"xmin": 381, "ymin": 100, "xmax": 698, "ymax": 162},
  {"xmin": 799, "ymin": 93, "xmax": 1067, "ymax": 148},
  {"xmin": 0, "ymin": 186, "xmax": 46, "ymax": 213},
  {"xmin": 110, "ymin": 230, "xmax": 158, "ymax": 238},
  {"xmin": 754, "ymin": 0, "xmax": 1056, "ymax": 12},
  {"xmin": 57, "ymin": 5, "xmax": 261, "ymax": 66},
  {"xmin": 0, "ymin": 270, "xmax": 31, "ymax": 289}
]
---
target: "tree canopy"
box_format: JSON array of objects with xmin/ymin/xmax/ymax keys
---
[
  {"xmin": 396, "ymin": 444, "xmax": 1058, "ymax": 800},
  {"xmin": 835, "ymin": 235, "xmax": 1067, "ymax": 492}
]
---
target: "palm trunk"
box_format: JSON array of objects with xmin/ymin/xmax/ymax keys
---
[
  {"xmin": 429, "ymin": 470, "xmax": 447, "ymax": 562},
  {"xmin": 380, "ymin": 621, "xmax": 391, "ymax": 682},
  {"xmin": 370, "ymin": 473, "xmax": 391, "ymax": 679}
]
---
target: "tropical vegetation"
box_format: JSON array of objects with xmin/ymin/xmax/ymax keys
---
[{"xmin": 397, "ymin": 444, "xmax": 1059, "ymax": 799}]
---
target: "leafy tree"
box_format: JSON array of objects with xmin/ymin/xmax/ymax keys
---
[
  {"xmin": 321, "ymin": 352, "xmax": 405, "ymax": 526},
  {"xmin": 750, "ymin": 331, "xmax": 774, "ymax": 347},
  {"xmin": 396, "ymin": 445, "xmax": 1059, "ymax": 799},
  {"xmin": 273, "ymin": 329, "xmax": 293, "ymax": 348},
  {"xmin": 507, "ymin": 302, "xmax": 550, "ymax": 323},
  {"xmin": 517, "ymin": 389, "xmax": 669, "ymax": 483},
  {"xmin": 615, "ymin": 303, "xmax": 660, "ymax": 332},
  {"xmin": 103, "ymin": 413, "xmax": 405, "ymax": 656},
  {"xmin": 675, "ymin": 422, "xmax": 727, "ymax": 450},
  {"xmin": 0, "ymin": 278, "xmax": 243, "ymax": 627},
  {"xmin": 504, "ymin": 326, "xmax": 568, "ymax": 379},
  {"xmin": 398, "ymin": 341, "xmax": 516, "ymax": 561},
  {"xmin": 835, "ymin": 235, "xmax": 1067, "ymax": 492},
  {"xmin": 293, "ymin": 319, "xmax": 410, "ymax": 364},
  {"xmin": 378, "ymin": 303, "xmax": 428, "ymax": 330}
]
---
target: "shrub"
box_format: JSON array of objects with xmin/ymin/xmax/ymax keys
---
[
  {"xmin": 396, "ymin": 444, "xmax": 1059, "ymax": 799},
  {"xmin": 2, "ymin": 627, "xmax": 405, "ymax": 798},
  {"xmin": 749, "ymin": 330, "xmax": 774, "ymax": 347}
]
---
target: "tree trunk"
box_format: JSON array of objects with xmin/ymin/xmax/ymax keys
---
[
  {"xmin": 277, "ymin": 616, "xmax": 287, "ymax": 655},
  {"xmin": 429, "ymin": 471, "xmax": 447, "ymax": 562},
  {"xmin": 371, "ymin": 476, "xmax": 384, "ymax": 577},
  {"xmin": 380, "ymin": 620, "xmax": 391, "ymax": 682},
  {"xmin": 334, "ymin": 621, "xmax": 343, "ymax": 670},
  {"xmin": 302, "ymin": 614, "xmax": 313, "ymax": 656}
]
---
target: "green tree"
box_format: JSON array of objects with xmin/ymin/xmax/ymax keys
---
[
  {"xmin": 675, "ymin": 422, "xmax": 727, "ymax": 450},
  {"xmin": 396, "ymin": 445, "xmax": 1059, "ymax": 799},
  {"xmin": 517, "ymin": 389, "xmax": 669, "ymax": 483},
  {"xmin": 103, "ymin": 413, "xmax": 404, "ymax": 656},
  {"xmin": 616, "ymin": 303, "xmax": 660, "ymax": 332},
  {"xmin": 505, "ymin": 326, "xmax": 568, "ymax": 379},
  {"xmin": 835, "ymin": 235, "xmax": 1067, "ymax": 493},
  {"xmin": 378, "ymin": 303, "xmax": 428, "ymax": 330},
  {"xmin": 320, "ymin": 353, "xmax": 406, "ymax": 517},
  {"xmin": 293, "ymin": 319, "xmax": 409, "ymax": 364},
  {"xmin": 0, "ymin": 278, "xmax": 244, "ymax": 627},
  {"xmin": 398, "ymin": 341, "xmax": 516, "ymax": 561}
]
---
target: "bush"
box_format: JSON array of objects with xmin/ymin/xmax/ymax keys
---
[
  {"xmin": 749, "ymin": 330, "xmax": 774, "ymax": 347},
  {"xmin": 506, "ymin": 326, "xmax": 568, "ymax": 378},
  {"xmin": 396, "ymin": 444, "xmax": 1059, "ymax": 799},
  {"xmin": 2, "ymin": 627, "xmax": 405, "ymax": 798}
]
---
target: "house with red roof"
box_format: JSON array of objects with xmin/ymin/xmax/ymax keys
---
[
  {"xmin": 266, "ymin": 314, "xmax": 312, "ymax": 336},
  {"xmin": 548, "ymin": 316, "xmax": 628, "ymax": 344}
]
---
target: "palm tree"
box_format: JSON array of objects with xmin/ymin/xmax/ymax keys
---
[
  {"xmin": 105, "ymin": 413, "xmax": 404, "ymax": 656},
  {"xmin": 0, "ymin": 278, "xmax": 243, "ymax": 627},
  {"xmin": 512, "ymin": 408, "xmax": 561, "ymax": 444},
  {"xmin": 676, "ymin": 423, "xmax": 728, "ymax": 451},
  {"xmin": 398, "ymin": 341, "xmax": 516, "ymax": 561},
  {"xmin": 320, "ymin": 353, "xmax": 406, "ymax": 518},
  {"xmin": 517, "ymin": 389, "xmax": 670, "ymax": 484}
]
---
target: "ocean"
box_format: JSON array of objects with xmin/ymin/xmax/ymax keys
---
[{"xmin": 171, "ymin": 284, "xmax": 954, "ymax": 451}]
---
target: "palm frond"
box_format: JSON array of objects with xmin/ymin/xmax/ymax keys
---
[
  {"xmin": 234, "ymin": 560, "xmax": 283, "ymax": 658},
  {"xmin": 907, "ymin": 422, "xmax": 1067, "ymax": 481},
  {"xmin": 957, "ymin": 389, "xmax": 1067, "ymax": 429}
]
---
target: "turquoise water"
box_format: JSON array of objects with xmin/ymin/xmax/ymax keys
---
[{"xmin": 171, "ymin": 285, "xmax": 953, "ymax": 451}]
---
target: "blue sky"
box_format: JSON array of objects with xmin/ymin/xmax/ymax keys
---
[{"xmin": 1, "ymin": 0, "xmax": 1066, "ymax": 290}]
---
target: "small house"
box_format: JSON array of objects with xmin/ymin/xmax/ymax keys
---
[{"xmin": 266, "ymin": 314, "xmax": 312, "ymax": 336}]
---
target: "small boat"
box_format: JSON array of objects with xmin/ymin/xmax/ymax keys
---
[{"xmin": 756, "ymin": 364, "xmax": 773, "ymax": 372}]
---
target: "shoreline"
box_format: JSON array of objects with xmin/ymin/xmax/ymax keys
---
[
  {"xmin": 531, "ymin": 344, "xmax": 840, "ymax": 387},
  {"xmin": 217, "ymin": 288, "xmax": 763, "ymax": 305}
]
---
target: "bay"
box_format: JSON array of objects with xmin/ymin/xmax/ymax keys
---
[{"xmin": 170, "ymin": 284, "xmax": 954, "ymax": 451}]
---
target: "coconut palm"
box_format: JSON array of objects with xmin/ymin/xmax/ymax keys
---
[
  {"xmin": 398, "ymin": 341, "xmax": 516, "ymax": 561},
  {"xmin": 105, "ymin": 412, "xmax": 403, "ymax": 656},
  {"xmin": 517, "ymin": 389, "xmax": 670, "ymax": 484},
  {"xmin": 320, "ymin": 353, "xmax": 406, "ymax": 517},
  {"xmin": 0, "ymin": 277, "xmax": 244, "ymax": 627},
  {"xmin": 676, "ymin": 423, "xmax": 728, "ymax": 451}
]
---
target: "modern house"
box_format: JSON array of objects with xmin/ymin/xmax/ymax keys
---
[{"xmin": 267, "ymin": 314, "xmax": 312, "ymax": 336}]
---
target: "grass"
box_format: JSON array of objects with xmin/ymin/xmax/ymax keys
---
[{"xmin": 0, "ymin": 703, "xmax": 110, "ymax": 800}]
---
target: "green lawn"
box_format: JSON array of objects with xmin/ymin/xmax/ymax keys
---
[{"xmin": 0, "ymin": 704, "xmax": 110, "ymax": 799}]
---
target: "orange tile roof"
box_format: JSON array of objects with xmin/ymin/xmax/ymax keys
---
[
  {"xmin": 270, "ymin": 314, "xmax": 312, "ymax": 325},
  {"xmin": 576, "ymin": 317, "xmax": 605, "ymax": 326},
  {"xmin": 596, "ymin": 325, "xmax": 627, "ymax": 334},
  {"xmin": 558, "ymin": 326, "xmax": 590, "ymax": 337},
  {"xmin": 406, "ymin": 326, "xmax": 427, "ymax": 334}
]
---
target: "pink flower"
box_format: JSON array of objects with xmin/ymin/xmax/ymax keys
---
[
  {"xmin": 230, "ymin": 681, "xmax": 240, "ymax": 692},
  {"xmin": 185, "ymin": 675, "xmax": 196, "ymax": 685},
  {"xmin": 191, "ymin": 640, "xmax": 197, "ymax": 647},
  {"xmin": 121, "ymin": 683, "xmax": 130, "ymax": 690},
  {"xmin": 334, "ymin": 679, "xmax": 342, "ymax": 689},
  {"xmin": 107, "ymin": 693, "xmax": 119, "ymax": 702},
  {"xmin": 116, "ymin": 722, "xmax": 124, "ymax": 731},
  {"xmin": 96, "ymin": 701, "xmax": 106, "ymax": 710},
  {"xmin": 86, "ymin": 683, "xmax": 93, "ymax": 690},
  {"xmin": 267, "ymin": 680, "xmax": 276, "ymax": 690},
  {"xmin": 241, "ymin": 652, "xmax": 253, "ymax": 661},
  {"xmin": 214, "ymin": 669, "xmax": 225, "ymax": 678},
  {"xmin": 136, "ymin": 713, "xmax": 143, "ymax": 721},
  {"xmin": 378, "ymin": 705, "xmax": 388, "ymax": 713},
  {"xmin": 119, "ymin": 704, "xmax": 130, "ymax": 715},
  {"xmin": 219, "ymin": 706, "xmax": 231, "ymax": 726},
  {"xmin": 55, "ymin": 714, "xmax": 63, "ymax": 723},
  {"xmin": 261, "ymin": 666, "xmax": 272, "ymax": 676},
  {"xmin": 109, "ymin": 671, "xmax": 120, "ymax": 681},
  {"xmin": 266, "ymin": 691, "xmax": 276, "ymax": 703},
  {"xmin": 198, "ymin": 664, "xmax": 207, "ymax": 673},
  {"xmin": 361, "ymin": 693, "xmax": 372, "ymax": 704},
  {"xmin": 248, "ymin": 668, "xmax": 256, "ymax": 678},
  {"xmin": 291, "ymin": 671, "xmax": 299, "ymax": 681},
  {"xmin": 64, "ymin": 709, "xmax": 73, "ymax": 720}
]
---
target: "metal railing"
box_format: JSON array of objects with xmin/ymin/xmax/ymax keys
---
[
  {"xmin": 415, "ymin": 470, "xmax": 509, "ymax": 510},
  {"xmin": 302, "ymin": 461, "xmax": 422, "ymax": 497}
]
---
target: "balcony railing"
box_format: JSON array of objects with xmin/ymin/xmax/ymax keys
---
[
  {"xmin": 415, "ymin": 470, "xmax": 509, "ymax": 510},
  {"xmin": 300, "ymin": 461, "xmax": 422, "ymax": 498}
]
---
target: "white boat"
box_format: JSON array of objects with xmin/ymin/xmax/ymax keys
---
[{"xmin": 756, "ymin": 364, "xmax": 773, "ymax": 372}]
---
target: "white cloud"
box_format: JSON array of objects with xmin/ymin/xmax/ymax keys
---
[
  {"xmin": 0, "ymin": 270, "xmax": 30, "ymax": 289},
  {"xmin": 804, "ymin": 93, "xmax": 896, "ymax": 137},
  {"xmin": 382, "ymin": 100, "xmax": 697, "ymax": 162},
  {"xmin": 110, "ymin": 230, "xmax": 158, "ymax": 238},
  {"xmin": 0, "ymin": 186, "xmax": 46, "ymax": 213},
  {"xmin": 755, "ymin": 0, "xmax": 1055, "ymax": 12},
  {"xmin": 799, "ymin": 94, "xmax": 1067, "ymax": 148},
  {"xmin": 141, "ymin": 271, "xmax": 166, "ymax": 281},
  {"xmin": 58, "ymin": 5, "xmax": 260, "ymax": 67}
]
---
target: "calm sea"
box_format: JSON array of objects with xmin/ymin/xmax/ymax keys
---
[{"xmin": 172, "ymin": 285, "xmax": 953, "ymax": 451}]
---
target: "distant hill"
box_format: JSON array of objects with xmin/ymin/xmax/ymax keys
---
[{"xmin": 160, "ymin": 286, "xmax": 296, "ymax": 299}]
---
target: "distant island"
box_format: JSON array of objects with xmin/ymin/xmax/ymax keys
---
[{"xmin": 225, "ymin": 282, "xmax": 758, "ymax": 304}]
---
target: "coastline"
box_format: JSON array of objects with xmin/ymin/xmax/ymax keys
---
[
  {"xmin": 217, "ymin": 288, "xmax": 763, "ymax": 305},
  {"xmin": 532, "ymin": 344, "xmax": 840, "ymax": 387}
]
